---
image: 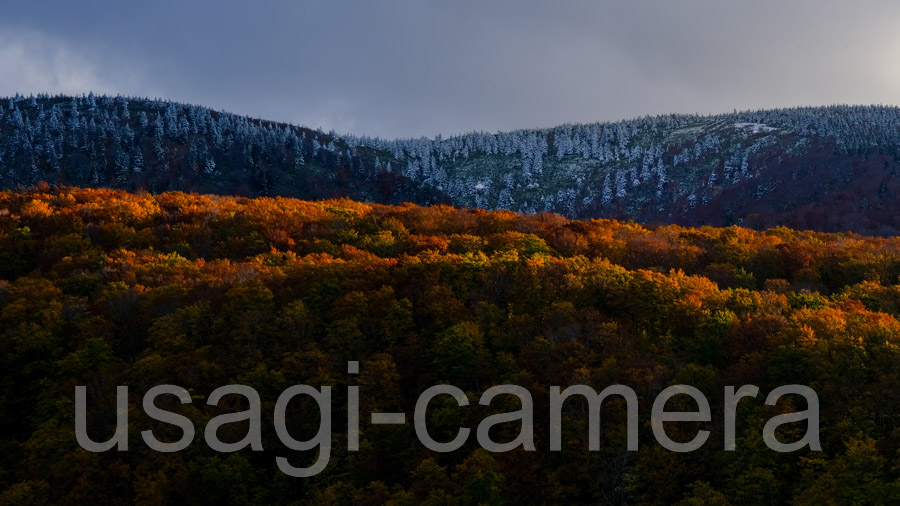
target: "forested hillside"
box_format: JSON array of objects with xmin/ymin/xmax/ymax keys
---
[
  {"xmin": 3, "ymin": 186, "xmax": 900, "ymax": 504},
  {"xmin": 0, "ymin": 94, "xmax": 448, "ymax": 206},
  {"xmin": 3, "ymin": 94, "xmax": 900, "ymax": 235}
]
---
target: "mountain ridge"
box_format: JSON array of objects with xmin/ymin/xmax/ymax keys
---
[{"xmin": 2, "ymin": 93, "xmax": 899, "ymax": 234}]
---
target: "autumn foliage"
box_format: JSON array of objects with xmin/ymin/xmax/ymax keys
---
[{"xmin": 3, "ymin": 186, "xmax": 900, "ymax": 504}]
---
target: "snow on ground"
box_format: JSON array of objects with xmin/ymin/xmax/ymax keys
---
[{"xmin": 734, "ymin": 122, "xmax": 778, "ymax": 134}]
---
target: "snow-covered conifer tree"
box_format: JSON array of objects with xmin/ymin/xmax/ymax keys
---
[{"xmin": 601, "ymin": 173, "xmax": 613, "ymax": 205}]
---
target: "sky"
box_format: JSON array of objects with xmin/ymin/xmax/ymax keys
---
[{"xmin": 1, "ymin": 1, "xmax": 899, "ymax": 139}]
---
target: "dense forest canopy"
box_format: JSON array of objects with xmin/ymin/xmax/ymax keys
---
[
  {"xmin": 3, "ymin": 93, "xmax": 900, "ymax": 234},
  {"xmin": 2, "ymin": 186, "xmax": 900, "ymax": 504}
]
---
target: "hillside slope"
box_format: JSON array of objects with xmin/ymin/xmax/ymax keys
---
[
  {"xmin": 3, "ymin": 187, "xmax": 900, "ymax": 504},
  {"xmin": 2, "ymin": 94, "xmax": 900, "ymax": 234}
]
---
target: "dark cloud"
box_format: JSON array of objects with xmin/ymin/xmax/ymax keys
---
[{"xmin": 2, "ymin": 0, "xmax": 899, "ymax": 138}]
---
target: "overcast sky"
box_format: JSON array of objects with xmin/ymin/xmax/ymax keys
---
[{"xmin": 1, "ymin": 1, "xmax": 899, "ymax": 138}]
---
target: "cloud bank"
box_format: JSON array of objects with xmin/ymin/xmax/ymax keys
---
[{"xmin": 1, "ymin": 1, "xmax": 899, "ymax": 138}]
